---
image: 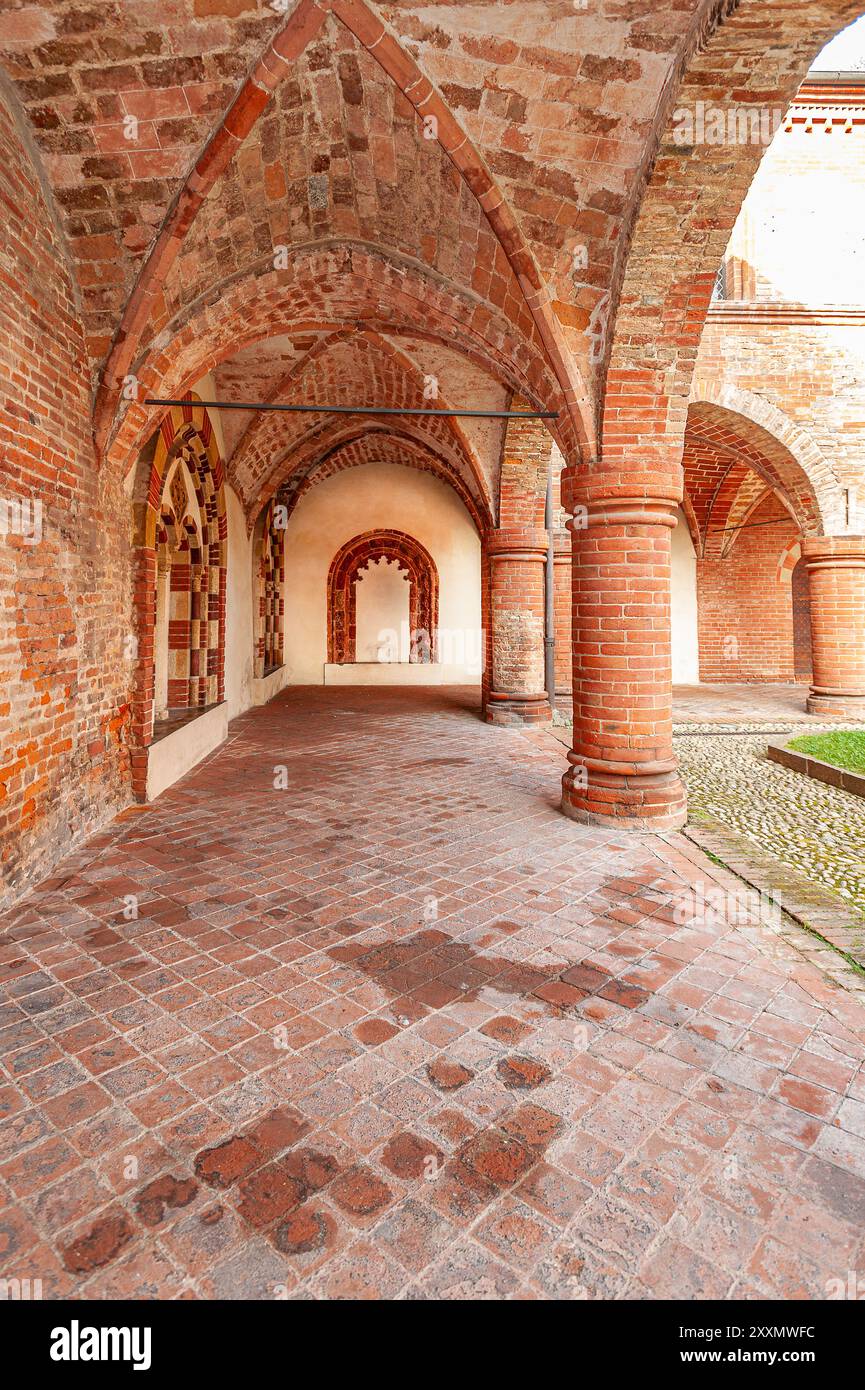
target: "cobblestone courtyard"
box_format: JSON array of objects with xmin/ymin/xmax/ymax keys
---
[
  {"xmin": 671, "ymin": 685, "xmax": 865, "ymax": 921},
  {"xmin": 1, "ymin": 688, "xmax": 864, "ymax": 1300},
  {"xmin": 675, "ymin": 735, "xmax": 865, "ymax": 916}
]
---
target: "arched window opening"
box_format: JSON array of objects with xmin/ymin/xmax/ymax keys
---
[{"xmin": 154, "ymin": 504, "xmax": 204, "ymax": 719}]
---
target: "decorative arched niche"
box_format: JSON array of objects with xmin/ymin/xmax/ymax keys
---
[{"xmin": 328, "ymin": 530, "xmax": 438, "ymax": 665}]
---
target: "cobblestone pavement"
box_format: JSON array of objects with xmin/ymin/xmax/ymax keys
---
[
  {"xmin": 674, "ymin": 732, "xmax": 865, "ymax": 920},
  {"xmin": 1, "ymin": 688, "xmax": 864, "ymax": 1300}
]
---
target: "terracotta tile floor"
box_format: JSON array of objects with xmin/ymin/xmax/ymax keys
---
[
  {"xmin": 672, "ymin": 682, "xmax": 821, "ymax": 727},
  {"xmin": 556, "ymin": 682, "xmax": 824, "ymax": 731},
  {"xmin": 1, "ymin": 686, "xmax": 864, "ymax": 1300}
]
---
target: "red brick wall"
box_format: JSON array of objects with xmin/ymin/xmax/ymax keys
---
[
  {"xmin": 0, "ymin": 85, "xmax": 131, "ymax": 906},
  {"xmin": 697, "ymin": 495, "xmax": 800, "ymax": 682},
  {"xmin": 696, "ymin": 314, "xmax": 860, "ymax": 532},
  {"xmin": 687, "ymin": 105, "xmax": 865, "ymax": 693}
]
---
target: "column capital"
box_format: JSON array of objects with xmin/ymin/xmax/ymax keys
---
[
  {"xmin": 487, "ymin": 526, "xmax": 548, "ymax": 561},
  {"xmin": 802, "ymin": 535, "xmax": 865, "ymax": 569},
  {"xmin": 567, "ymin": 495, "xmax": 681, "ymax": 531},
  {"xmin": 561, "ymin": 464, "xmax": 683, "ymax": 520}
]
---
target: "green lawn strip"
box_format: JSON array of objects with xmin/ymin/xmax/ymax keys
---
[{"xmin": 786, "ymin": 730, "xmax": 865, "ymax": 775}]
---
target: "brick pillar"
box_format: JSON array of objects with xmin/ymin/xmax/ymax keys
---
[
  {"xmin": 486, "ymin": 402, "xmax": 554, "ymax": 725},
  {"xmin": 485, "ymin": 527, "xmax": 552, "ymax": 725},
  {"xmin": 553, "ymin": 529, "xmax": 572, "ymax": 706},
  {"xmin": 481, "ymin": 542, "xmax": 492, "ymax": 712},
  {"xmin": 561, "ymin": 468, "xmax": 687, "ymax": 830},
  {"xmin": 130, "ymin": 547, "xmax": 156, "ymax": 801},
  {"xmin": 803, "ymin": 536, "xmax": 865, "ymax": 718}
]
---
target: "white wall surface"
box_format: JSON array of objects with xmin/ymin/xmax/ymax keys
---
[
  {"xmin": 355, "ymin": 557, "xmax": 411, "ymax": 661},
  {"xmin": 282, "ymin": 461, "xmax": 482, "ymax": 684},
  {"xmin": 146, "ymin": 703, "xmax": 228, "ymax": 801},
  {"xmin": 671, "ymin": 509, "xmax": 700, "ymax": 685}
]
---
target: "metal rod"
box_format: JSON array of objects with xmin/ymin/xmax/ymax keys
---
[
  {"xmin": 706, "ymin": 516, "xmax": 799, "ymax": 537},
  {"xmin": 145, "ymin": 397, "xmax": 558, "ymax": 420}
]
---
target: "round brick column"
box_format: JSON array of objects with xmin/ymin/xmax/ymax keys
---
[
  {"xmin": 561, "ymin": 474, "xmax": 687, "ymax": 830},
  {"xmin": 553, "ymin": 529, "xmax": 573, "ymax": 705},
  {"xmin": 485, "ymin": 526, "xmax": 552, "ymax": 726},
  {"xmin": 803, "ymin": 536, "xmax": 865, "ymax": 718}
]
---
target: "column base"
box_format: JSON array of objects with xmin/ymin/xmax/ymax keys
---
[
  {"xmin": 561, "ymin": 758, "xmax": 687, "ymax": 831},
  {"xmin": 485, "ymin": 693, "xmax": 552, "ymax": 727},
  {"xmin": 807, "ymin": 690, "xmax": 865, "ymax": 719}
]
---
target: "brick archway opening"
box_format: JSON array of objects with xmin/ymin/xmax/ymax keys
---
[
  {"xmin": 679, "ymin": 397, "xmax": 833, "ymax": 686},
  {"xmin": 328, "ymin": 530, "xmax": 439, "ymax": 666},
  {"xmin": 130, "ymin": 402, "xmax": 227, "ymax": 797}
]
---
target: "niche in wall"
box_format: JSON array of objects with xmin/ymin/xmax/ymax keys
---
[{"xmin": 328, "ymin": 529, "xmax": 439, "ymax": 664}]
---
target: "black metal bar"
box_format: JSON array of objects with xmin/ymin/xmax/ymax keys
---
[
  {"xmin": 706, "ymin": 516, "xmax": 799, "ymax": 536},
  {"xmin": 144, "ymin": 397, "xmax": 558, "ymax": 420}
]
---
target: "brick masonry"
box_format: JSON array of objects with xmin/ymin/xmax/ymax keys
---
[
  {"xmin": 485, "ymin": 407, "xmax": 552, "ymax": 726},
  {"xmin": 254, "ymin": 500, "xmax": 285, "ymax": 678},
  {"xmin": 803, "ymin": 537, "xmax": 865, "ymax": 717},
  {"xmin": 0, "ymin": 80, "xmax": 132, "ymax": 907},
  {"xmin": 684, "ymin": 103, "xmax": 865, "ymax": 698},
  {"xmin": 561, "ymin": 472, "xmax": 688, "ymax": 831},
  {"xmin": 697, "ymin": 495, "xmax": 803, "ymax": 683}
]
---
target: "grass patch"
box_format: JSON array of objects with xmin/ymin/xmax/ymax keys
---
[{"xmin": 787, "ymin": 730, "xmax": 865, "ymax": 775}]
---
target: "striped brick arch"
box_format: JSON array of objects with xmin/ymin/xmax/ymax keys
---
[
  {"xmin": 328, "ymin": 531, "xmax": 438, "ymax": 665},
  {"xmin": 253, "ymin": 500, "xmax": 285, "ymax": 678},
  {"xmin": 130, "ymin": 399, "xmax": 227, "ymax": 796}
]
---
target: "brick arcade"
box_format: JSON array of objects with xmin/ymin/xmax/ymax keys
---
[{"xmin": 1, "ymin": 0, "xmax": 865, "ymax": 1305}]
